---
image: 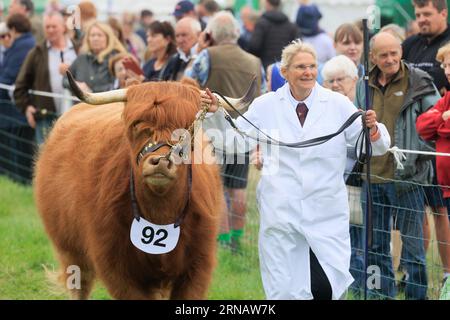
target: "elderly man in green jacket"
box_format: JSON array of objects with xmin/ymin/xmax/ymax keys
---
[{"xmin": 355, "ymin": 32, "xmax": 440, "ymax": 300}]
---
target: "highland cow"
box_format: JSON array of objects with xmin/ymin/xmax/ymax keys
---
[{"xmin": 34, "ymin": 75, "xmax": 256, "ymax": 299}]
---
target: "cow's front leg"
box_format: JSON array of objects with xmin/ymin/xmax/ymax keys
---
[{"xmin": 170, "ymin": 256, "xmax": 215, "ymax": 299}]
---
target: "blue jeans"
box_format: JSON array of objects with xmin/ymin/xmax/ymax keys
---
[
  {"xmin": 361, "ymin": 181, "xmax": 427, "ymax": 300},
  {"xmin": 349, "ymin": 224, "xmax": 365, "ymax": 298}
]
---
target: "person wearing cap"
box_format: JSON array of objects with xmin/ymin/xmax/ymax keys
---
[
  {"xmin": 295, "ymin": 3, "xmax": 335, "ymax": 64},
  {"xmin": 173, "ymin": 0, "xmax": 206, "ymax": 30}
]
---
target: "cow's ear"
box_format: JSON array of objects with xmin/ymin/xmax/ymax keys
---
[{"xmin": 180, "ymin": 77, "xmax": 200, "ymax": 89}]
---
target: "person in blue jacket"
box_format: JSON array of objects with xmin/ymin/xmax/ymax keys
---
[{"xmin": 0, "ymin": 13, "xmax": 35, "ymax": 100}]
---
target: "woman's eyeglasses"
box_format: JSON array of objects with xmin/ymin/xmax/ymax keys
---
[{"xmin": 293, "ymin": 64, "xmax": 317, "ymax": 71}]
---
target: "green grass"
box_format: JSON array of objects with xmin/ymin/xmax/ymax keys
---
[{"xmin": 0, "ymin": 175, "xmax": 264, "ymax": 300}]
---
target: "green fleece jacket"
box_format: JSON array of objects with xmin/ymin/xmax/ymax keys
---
[{"xmin": 356, "ymin": 61, "xmax": 440, "ymax": 186}]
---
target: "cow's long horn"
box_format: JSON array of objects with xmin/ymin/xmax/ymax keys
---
[
  {"xmin": 209, "ymin": 76, "xmax": 258, "ymax": 112},
  {"xmin": 66, "ymin": 71, "xmax": 127, "ymax": 105}
]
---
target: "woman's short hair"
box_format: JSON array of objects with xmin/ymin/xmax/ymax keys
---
[
  {"xmin": 148, "ymin": 20, "xmax": 177, "ymax": 57},
  {"xmin": 321, "ymin": 55, "xmax": 358, "ymax": 81},
  {"xmin": 81, "ymin": 21, "xmax": 127, "ymax": 63},
  {"xmin": 436, "ymin": 41, "xmax": 450, "ymax": 62},
  {"xmin": 280, "ymin": 39, "xmax": 317, "ymax": 70},
  {"xmin": 334, "ymin": 23, "xmax": 363, "ymax": 45}
]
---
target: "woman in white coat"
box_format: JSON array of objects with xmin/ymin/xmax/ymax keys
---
[{"xmin": 201, "ymin": 40, "xmax": 391, "ymax": 300}]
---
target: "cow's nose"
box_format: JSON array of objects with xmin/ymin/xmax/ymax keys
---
[{"xmin": 148, "ymin": 155, "xmax": 173, "ymax": 169}]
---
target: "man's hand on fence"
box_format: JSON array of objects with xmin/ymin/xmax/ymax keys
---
[{"xmin": 25, "ymin": 105, "xmax": 36, "ymax": 129}]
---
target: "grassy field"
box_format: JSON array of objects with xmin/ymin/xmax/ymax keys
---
[
  {"xmin": 0, "ymin": 170, "xmax": 446, "ymax": 300},
  {"xmin": 0, "ymin": 173, "xmax": 265, "ymax": 300}
]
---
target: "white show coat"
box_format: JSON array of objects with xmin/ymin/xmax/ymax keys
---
[{"xmin": 202, "ymin": 83, "xmax": 391, "ymax": 300}]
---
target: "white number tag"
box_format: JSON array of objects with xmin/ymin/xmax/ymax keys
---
[{"xmin": 130, "ymin": 217, "xmax": 180, "ymax": 254}]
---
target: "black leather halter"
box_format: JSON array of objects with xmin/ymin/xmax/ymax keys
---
[
  {"xmin": 136, "ymin": 135, "xmax": 191, "ymax": 166},
  {"xmin": 136, "ymin": 141, "xmax": 172, "ymax": 165}
]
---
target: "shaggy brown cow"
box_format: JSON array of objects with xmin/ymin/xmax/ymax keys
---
[{"xmin": 34, "ymin": 75, "xmax": 256, "ymax": 299}]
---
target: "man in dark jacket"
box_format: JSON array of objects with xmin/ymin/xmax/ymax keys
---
[
  {"xmin": 403, "ymin": 0, "xmax": 450, "ymax": 94},
  {"xmin": 248, "ymin": 0, "xmax": 300, "ymax": 69},
  {"xmin": 14, "ymin": 12, "xmax": 77, "ymax": 145},
  {"xmin": 0, "ymin": 13, "xmax": 35, "ymax": 101}
]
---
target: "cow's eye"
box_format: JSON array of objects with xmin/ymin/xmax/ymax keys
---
[
  {"xmin": 132, "ymin": 122, "xmax": 152, "ymax": 139},
  {"xmin": 132, "ymin": 121, "xmax": 151, "ymax": 131},
  {"xmin": 131, "ymin": 120, "xmax": 143, "ymax": 128}
]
